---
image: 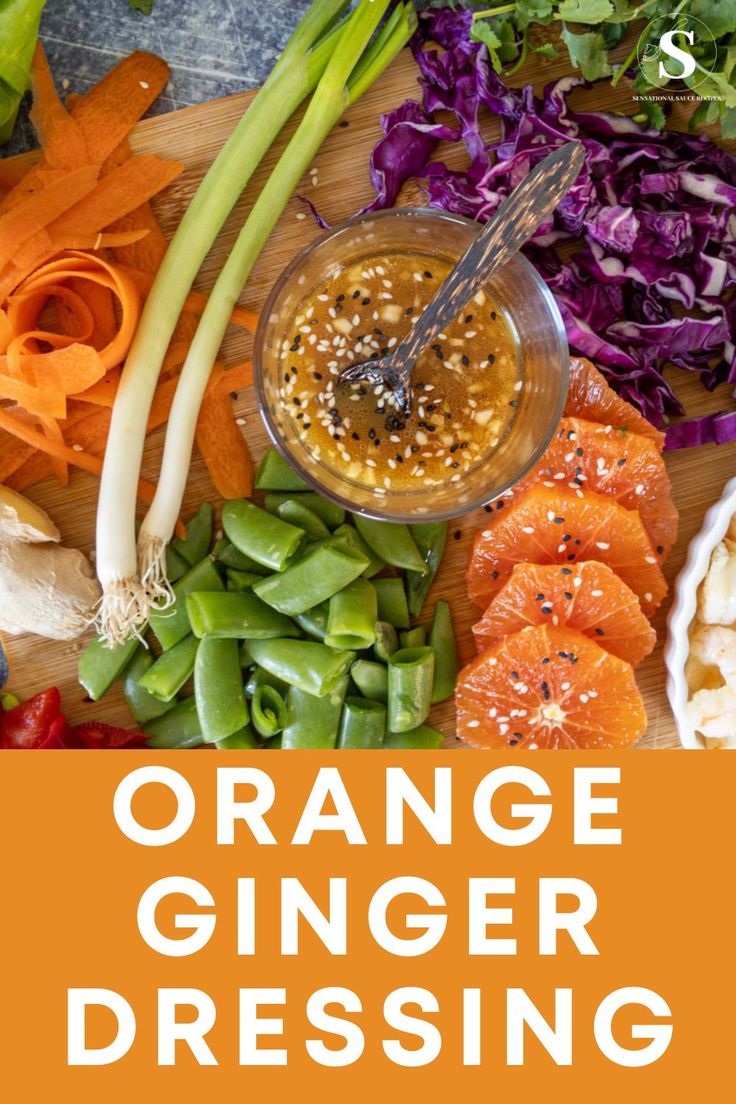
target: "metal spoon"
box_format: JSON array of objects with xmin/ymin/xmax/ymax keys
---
[{"xmin": 338, "ymin": 141, "xmax": 585, "ymax": 415}]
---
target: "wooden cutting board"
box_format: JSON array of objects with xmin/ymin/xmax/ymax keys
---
[{"xmin": 7, "ymin": 47, "xmax": 736, "ymax": 748}]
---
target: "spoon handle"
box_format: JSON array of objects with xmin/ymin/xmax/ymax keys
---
[{"xmin": 396, "ymin": 142, "xmax": 585, "ymax": 367}]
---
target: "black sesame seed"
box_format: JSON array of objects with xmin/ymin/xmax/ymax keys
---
[
  {"xmin": 362, "ymin": 297, "xmax": 371, "ymax": 306},
  {"xmin": 508, "ymin": 738, "xmax": 519, "ymax": 747},
  {"xmin": 541, "ymin": 681, "xmax": 550, "ymax": 701},
  {"xmin": 490, "ymin": 310, "xmax": 497, "ymax": 320},
  {"xmin": 405, "ymin": 306, "xmax": 414, "ymax": 316},
  {"xmin": 336, "ymin": 294, "xmax": 345, "ymax": 302},
  {"xmin": 656, "ymin": 545, "xmax": 664, "ymax": 555},
  {"xmin": 535, "ymin": 593, "xmax": 544, "ymax": 602},
  {"xmin": 491, "ymin": 570, "xmax": 499, "ymax": 579},
  {"xmin": 352, "ymin": 432, "xmax": 360, "ymax": 441},
  {"xmin": 576, "ymin": 447, "xmax": 584, "ymax": 457},
  {"xmin": 567, "ymin": 554, "xmax": 576, "ymax": 562},
  {"xmin": 561, "ymin": 568, "xmax": 572, "ymax": 575},
  {"xmin": 484, "ymin": 504, "xmax": 493, "ymax": 513},
  {"xmin": 511, "ymin": 671, "xmax": 520, "ymax": 680},
  {"xmin": 289, "ymin": 343, "xmax": 299, "ymax": 352},
  {"xmin": 296, "ymin": 412, "xmax": 303, "ymax": 420},
  {"xmin": 451, "ymin": 461, "xmax": 460, "ymax": 469},
  {"xmin": 595, "ymin": 628, "xmax": 605, "ymax": 636},
  {"xmin": 617, "ymin": 458, "xmax": 627, "ymax": 466},
  {"xmin": 465, "ymin": 314, "xmax": 473, "ymax": 323},
  {"xmin": 541, "ymin": 656, "xmax": 550, "ymax": 664},
  {"xmin": 338, "ymin": 119, "xmax": 349, "ymax": 127},
  {"xmin": 368, "ymin": 428, "xmax": 376, "ymax": 440},
  {"xmin": 292, "ymin": 397, "xmax": 300, "ymax": 406},
  {"xmin": 564, "ymin": 592, "xmax": 573, "ymax": 601},
  {"xmin": 395, "ymin": 455, "xmax": 403, "ymax": 463},
  {"xmin": 553, "ymin": 516, "xmax": 564, "ymax": 525},
  {"xmin": 487, "ymin": 353, "xmax": 495, "ymax": 364},
  {"xmin": 509, "ymin": 399, "xmax": 518, "ymax": 408},
  {"xmin": 562, "ymin": 534, "xmax": 571, "ymax": 543},
  {"xmin": 461, "ymin": 355, "xmax": 470, "ymax": 367},
  {"xmin": 313, "ymin": 371, "xmax": 323, "ymax": 381},
  {"xmin": 453, "ymin": 530, "xmax": 461, "ymax": 541},
  {"xmin": 424, "ymin": 269, "xmax": 433, "ymax": 279},
  {"xmin": 352, "ymin": 289, "xmax": 360, "ymax": 299}
]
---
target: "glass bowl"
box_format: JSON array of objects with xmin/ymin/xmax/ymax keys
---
[{"xmin": 253, "ymin": 207, "xmax": 568, "ymax": 522}]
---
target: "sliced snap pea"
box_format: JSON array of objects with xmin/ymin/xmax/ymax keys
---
[
  {"xmin": 144, "ymin": 697, "xmax": 205, "ymax": 748},
  {"xmin": 122, "ymin": 646, "xmax": 173, "ymax": 725},
  {"xmin": 150, "ymin": 556, "xmax": 224, "ymax": 651},
  {"xmin": 252, "ymin": 684, "xmax": 288, "ymax": 738},
  {"xmin": 138, "ymin": 634, "xmax": 199, "ymax": 702},
  {"xmin": 166, "ymin": 544, "xmax": 190, "ymax": 583},
  {"xmin": 78, "ymin": 635, "xmax": 138, "ymax": 701},
  {"xmin": 400, "ymin": 626, "xmax": 426, "ymax": 649},
  {"xmin": 172, "ymin": 502, "xmax": 214, "ymax": 567},
  {"xmin": 406, "ymin": 522, "xmax": 448, "ymax": 618},
  {"xmin": 264, "ymin": 491, "xmax": 345, "ymax": 530},
  {"xmin": 223, "ymin": 499, "xmax": 304, "ymax": 572},
  {"xmin": 245, "ymin": 666, "xmax": 290, "ymax": 698},
  {"xmin": 338, "ymin": 696, "xmax": 386, "ymax": 749},
  {"xmin": 331, "ymin": 523, "xmax": 385, "ymax": 578},
  {"xmin": 387, "ymin": 646, "xmax": 435, "ymax": 733},
  {"xmin": 294, "ymin": 600, "xmax": 330, "ymax": 641},
  {"xmin": 187, "ymin": 591, "xmax": 300, "ymax": 640},
  {"xmin": 374, "ymin": 621, "xmax": 398, "ymax": 663},
  {"xmin": 216, "ymin": 726, "xmax": 259, "ymax": 749},
  {"xmin": 429, "ymin": 599, "xmax": 459, "ymax": 704},
  {"xmin": 194, "ymin": 637, "xmax": 250, "ymax": 742},
  {"xmin": 255, "ymin": 448, "xmax": 310, "ymax": 491},
  {"xmin": 246, "ymin": 638, "xmax": 354, "ymax": 698},
  {"xmin": 353, "ymin": 516, "xmax": 427, "ymax": 575},
  {"xmin": 214, "ymin": 538, "xmax": 269, "ymax": 575},
  {"xmin": 226, "ymin": 568, "xmax": 263, "ymax": 592},
  {"xmin": 384, "ymin": 723, "xmax": 444, "ymax": 749},
  {"xmin": 276, "ymin": 498, "xmax": 331, "ymax": 540},
  {"xmin": 281, "ymin": 677, "xmax": 348, "ymax": 749},
  {"xmin": 325, "ymin": 579, "xmax": 377, "ymax": 650},
  {"xmin": 252, "ymin": 542, "xmax": 368, "ymax": 616},
  {"xmin": 351, "ymin": 658, "xmax": 388, "ymax": 702},
  {"xmin": 373, "ymin": 577, "xmax": 410, "ymax": 630}
]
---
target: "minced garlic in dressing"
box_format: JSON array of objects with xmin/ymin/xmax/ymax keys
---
[{"xmin": 276, "ymin": 252, "xmax": 521, "ymax": 493}]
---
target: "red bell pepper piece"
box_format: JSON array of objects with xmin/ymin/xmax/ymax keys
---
[
  {"xmin": 67, "ymin": 722, "xmax": 148, "ymax": 749},
  {"xmin": 0, "ymin": 688, "xmax": 68, "ymax": 749}
]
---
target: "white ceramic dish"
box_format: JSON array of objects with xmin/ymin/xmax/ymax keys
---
[{"xmin": 664, "ymin": 474, "xmax": 736, "ymax": 748}]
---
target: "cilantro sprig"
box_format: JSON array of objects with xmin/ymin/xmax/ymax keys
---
[{"xmin": 430, "ymin": 0, "xmax": 736, "ymax": 136}]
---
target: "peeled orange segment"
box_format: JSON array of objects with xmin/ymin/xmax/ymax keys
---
[
  {"xmin": 497, "ymin": 416, "xmax": 678, "ymax": 560},
  {"xmin": 456, "ymin": 624, "xmax": 647, "ymax": 749},
  {"xmin": 566, "ymin": 357, "xmax": 665, "ymax": 451},
  {"xmin": 466, "ymin": 484, "xmax": 667, "ymax": 615},
  {"xmin": 472, "ymin": 561, "xmax": 656, "ymax": 667}
]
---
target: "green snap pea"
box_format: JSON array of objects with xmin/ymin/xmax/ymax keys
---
[
  {"xmin": 325, "ymin": 579, "xmax": 377, "ymax": 650},
  {"xmin": 400, "ymin": 626, "xmax": 426, "ymax": 649},
  {"xmin": 138, "ymin": 634, "xmax": 199, "ymax": 702},
  {"xmin": 216, "ymin": 726, "xmax": 259, "ymax": 749},
  {"xmin": 384, "ymin": 723, "xmax": 444, "ymax": 749},
  {"xmin": 387, "ymin": 646, "xmax": 435, "ymax": 733},
  {"xmin": 78, "ymin": 635, "xmax": 138, "ymax": 701},
  {"xmin": 353, "ymin": 516, "xmax": 427, "ymax": 575},
  {"xmin": 246, "ymin": 639, "xmax": 354, "ymax": 698},
  {"xmin": 373, "ymin": 577, "xmax": 410, "ymax": 630},
  {"xmin": 150, "ymin": 556, "xmax": 224, "ymax": 650},
  {"xmin": 276, "ymin": 498, "xmax": 331, "ymax": 540},
  {"xmin": 294, "ymin": 600, "xmax": 330, "ymax": 641},
  {"xmin": 264, "ymin": 492, "xmax": 345, "ymax": 530},
  {"xmin": 214, "ymin": 538, "xmax": 269, "ymax": 575},
  {"xmin": 166, "ymin": 544, "xmax": 190, "ymax": 583},
  {"xmin": 374, "ymin": 621, "xmax": 398, "ymax": 662},
  {"xmin": 144, "ymin": 697, "xmax": 205, "ymax": 748},
  {"xmin": 223, "ymin": 499, "xmax": 304, "ymax": 572},
  {"xmin": 252, "ymin": 684, "xmax": 288, "ymax": 738},
  {"xmin": 338, "ymin": 696, "xmax": 386, "ymax": 749},
  {"xmin": 264, "ymin": 735, "xmax": 283, "ymax": 748},
  {"xmin": 331, "ymin": 524, "xmax": 385, "ymax": 578},
  {"xmin": 244, "ymin": 667, "xmax": 290, "ymax": 698},
  {"xmin": 281, "ymin": 677, "xmax": 348, "ymax": 749},
  {"xmin": 255, "ymin": 448, "xmax": 310, "ymax": 491},
  {"xmin": 429, "ymin": 599, "xmax": 459, "ymax": 704},
  {"xmin": 194, "ymin": 637, "xmax": 250, "ymax": 742},
  {"xmin": 122, "ymin": 646, "xmax": 173, "ymax": 725},
  {"xmin": 226, "ymin": 568, "xmax": 263, "ymax": 592},
  {"xmin": 351, "ymin": 659, "xmax": 388, "ymax": 702},
  {"xmin": 172, "ymin": 502, "xmax": 214, "ymax": 567},
  {"xmin": 406, "ymin": 522, "xmax": 448, "ymax": 618},
  {"xmin": 252, "ymin": 543, "xmax": 368, "ymax": 616},
  {"xmin": 186, "ymin": 591, "xmax": 300, "ymax": 640}
]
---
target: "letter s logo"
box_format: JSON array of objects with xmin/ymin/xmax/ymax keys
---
[{"xmin": 658, "ymin": 28, "xmax": 696, "ymax": 80}]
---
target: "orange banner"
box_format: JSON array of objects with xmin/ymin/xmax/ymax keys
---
[{"xmin": 1, "ymin": 752, "xmax": 733, "ymax": 1100}]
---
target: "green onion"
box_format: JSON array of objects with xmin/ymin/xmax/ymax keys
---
[
  {"xmin": 94, "ymin": 0, "xmax": 351, "ymax": 643},
  {"xmin": 135, "ymin": 0, "xmax": 416, "ymax": 613}
]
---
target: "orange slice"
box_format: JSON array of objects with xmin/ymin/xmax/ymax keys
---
[
  {"xmin": 566, "ymin": 356, "xmax": 665, "ymax": 450},
  {"xmin": 456, "ymin": 624, "xmax": 647, "ymax": 749},
  {"xmin": 466, "ymin": 484, "xmax": 667, "ymax": 616},
  {"xmin": 472, "ymin": 561, "xmax": 656, "ymax": 667}
]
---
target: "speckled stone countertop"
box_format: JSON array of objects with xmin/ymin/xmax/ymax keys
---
[{"xmin": 7, "ymin": 0, "xmax": 312, "ymax": 154}]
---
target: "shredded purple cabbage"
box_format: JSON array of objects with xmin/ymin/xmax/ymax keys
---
[{"xmin": 361, "ymin": 8, "xmax": 736, "ymax": 450}]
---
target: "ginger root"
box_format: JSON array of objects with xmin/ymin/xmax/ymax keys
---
[{"xmin": 0, "ymin": 486, "xmax": 100, "ymax": 640}]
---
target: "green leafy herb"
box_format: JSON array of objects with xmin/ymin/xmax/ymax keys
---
[
  {"xmin": 0, "ymin": 0, "xmax": 46, "ymax": 145},
  {"xmin": 556, "ymin": 0, "xmax": 613, "ymax": 23},
  {"xmin": 128, "ymin": 0, "xmax": 155, "ymax": 13}
]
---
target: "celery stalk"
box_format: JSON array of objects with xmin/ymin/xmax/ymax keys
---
[
  {"xmin": 138, "ymin": 0, "xmax": 416, "ymax": 599},
  {"xmin": 95, "ymin": 0, "xmax": 350, "ymax": 645}
]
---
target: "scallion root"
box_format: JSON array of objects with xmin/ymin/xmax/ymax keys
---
[
  {"xmin": 94, "ymin": 582, "xmax": 150, "ymax": 648},
  {"xmin": 138, "ymin": 535, "xmax": 175, "ymax": 610}
]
